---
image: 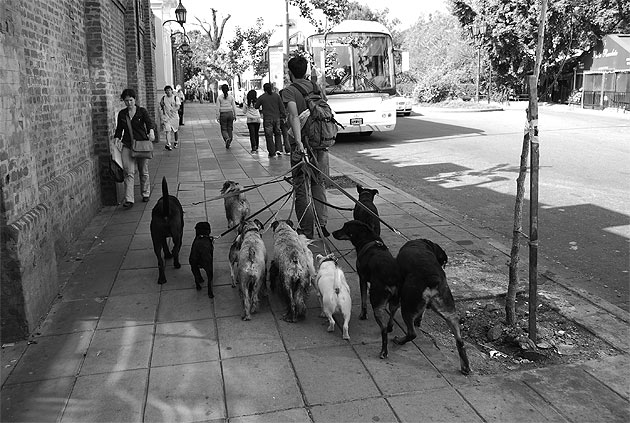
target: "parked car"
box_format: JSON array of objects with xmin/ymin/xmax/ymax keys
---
[{"xmin": 395, "ymin": 94, "xmax": 413, "ymax": 116}]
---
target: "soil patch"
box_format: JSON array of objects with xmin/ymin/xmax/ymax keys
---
[
  {"xmin": 420, "ymin": 293, "xmax": 621, "ymax": 375},
  {"xmin": 325, "ymin": 174, "xmax": 357, "ymax": 189}
]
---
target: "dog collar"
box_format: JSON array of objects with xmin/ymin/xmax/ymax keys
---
[
  {"xmin": 242, "ymin": 226, "xmax": 259, "ymax": 235},
  {"xmin": 357, "ymin": 240, "xmax": 385, "ymax": 260},
  {"xmin": 320, "ymin": 254, "xmax": 337, "ymax": 265}
]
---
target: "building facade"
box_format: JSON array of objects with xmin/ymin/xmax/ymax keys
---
[{"xmin": 1, "ymin": 0, "xmax": 159, "ymax": 341}]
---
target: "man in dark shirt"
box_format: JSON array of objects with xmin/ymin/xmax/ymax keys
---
[
  {"xmin": 255, "ymin": 83, "xmax": 286, "ymax": 157},
  {"xmin": 281, "ymin": 56, "xmax": 329, "ymax": 239}
]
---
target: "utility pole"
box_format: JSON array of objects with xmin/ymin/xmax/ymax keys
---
[{"xmin": 284, "ymin": 0, "xmax": 290, "ymax": 55}]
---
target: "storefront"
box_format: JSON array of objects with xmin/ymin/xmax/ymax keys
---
[{"xmin": 582, "ymin": 34, "xmax": 630, "ymax": 109}]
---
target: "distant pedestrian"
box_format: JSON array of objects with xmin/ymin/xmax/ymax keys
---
[
  {"xmin": 216, "ymin": 84, "xmax": 237, "ymax": 148},
  {"xmin": 255, "ymin": 82, "xmax": 286, "ymax": 157},
  {"xmin": 160, "ymin": 85, "xmax": 181, "ymax": 150},
  {"xmin": 176, "ymin": 85, "xmax": 186, "ymax": 125},
  {"xmin": 243, "ymin": 89, "xmax": 262, "ymax": 153},
  {"xmin": 112, "ymin": 88, "xmax": 155, "ymax": 208}
]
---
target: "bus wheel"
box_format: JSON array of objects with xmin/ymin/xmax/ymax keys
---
[{"xmin": 360, "ymin": 131, "xmax": 373, "ymax": 137}]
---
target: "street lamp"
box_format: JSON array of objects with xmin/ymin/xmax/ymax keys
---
[
  {"xmin": 471, "ymin": 20, "xmax": 486, "ymax": 102},
  {"xmin": 162, "ymin": 0, "xmax": 187, "ymax": 27}
]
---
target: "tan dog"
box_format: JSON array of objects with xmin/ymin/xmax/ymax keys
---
[
  {"xmin": 228, "ymin": 232, "xmax": 242, "ymax": 288},
  {"xmin": 235, "ymin": 219, "xmax": 267, "ymax": 320},
  {"xmin": 270, "ymin": 220, "xmax": 316, "ymax": 322},
  {"xmin": 221, "ymin": 180, "xmax": 250, "ymax": 230},
  {"xmin": 315, "ymin": 254, "xmax": 351, "ymax": 340}
]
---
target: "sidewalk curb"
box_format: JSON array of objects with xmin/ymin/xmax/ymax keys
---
[{"xmin": 329, "ymin": 153, "xmax": 630, "ymax": 354}]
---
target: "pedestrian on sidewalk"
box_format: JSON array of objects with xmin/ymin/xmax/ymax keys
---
[
  {"xmin": 176, "ymin": 85, "xmax": 186, "ymax": 126},
  {"xmin": 160, "ymin": 85, "xmax": 181, "ymax": 150},
  {"xmin": 243, "ymin": 89, "xmax": 262, "ymax": 153},
  {"xmin": 112, "ymin": 88, "xmax": 155, "ymax": 208},
  {"xmin": 216, "ymin": 84, "xmax": 237, "ymax": 148},
  {"xmin": 255, "ymin": 83, "xmax": 286, "ymax": 157},
  {"xmin": 282, "ymin": 56, "xmax": 329, "ymax": 238}
]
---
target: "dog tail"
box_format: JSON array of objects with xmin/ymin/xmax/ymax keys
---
[{"xmin": 162, "ymin": 177, "xmax": 170, "ymax": 217}]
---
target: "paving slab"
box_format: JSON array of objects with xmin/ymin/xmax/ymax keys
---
[
  {"xmin": 36, "ymin": 298, "xmax": 105, "ymax": 336},
  {"xmin": 216, "ymin": 313, "xmax": 284, "ymax": 359},
  {"xmin": 151, "ymin": 319, "xmax": 219, "ymax": 367},
  {"xmin": 222, "ymin": 352, "xmax": 304, "ymax": 417},
  {"xmin": 230, "ymin": 407, "xmax": 311, "ymax": 423},
  {"xmin": 156, "ymin": 288, "xmax": 214, "ymax": 322},
  {"xmin": 387, "ymin": 387, "xmax": 483, "ymax": 422},
  {"xmin": 517, "ymin": 364, "xmax": 630, "ymax": 421},
  {"xmin": 5, "ymin": 332, "xmax": 91, "ymax": 384},
  {"xmin": 62, "ymin": 369, "xmax": 147, "ymax": 422},
  {"xmin": 457, "ymin": 377, "xmax": 566, "ymax": 422},
  {"xmin": 145, "ymin": 361, "xmax": 224, "ymax": 422},
  {"xmin": 97, "ymin": 293, "xmax": 159, "ymax": 329},
  {"xmin": 311, "ymin": 397, "xmax": 399, "ymax": 423},
  {"xmin": 289, "ymin": 346, "xmax": 381, "ymax": 405},
  {"xmin": 80, "ymin": 325, "xmax": 153, "ymax": 375},
  {"xmin": 1, "ymin": 376, "xmax": 75, "ymax": 422}
]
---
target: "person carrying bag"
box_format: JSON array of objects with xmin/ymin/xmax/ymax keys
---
[{"xmin": 113, "ymin": 88, "xmax": 155, "ymax": 208}]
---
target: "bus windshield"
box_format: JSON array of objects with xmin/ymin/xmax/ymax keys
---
[{"xmin": 310, "ymin": 32, "xmax": 395, "ymax": 95}]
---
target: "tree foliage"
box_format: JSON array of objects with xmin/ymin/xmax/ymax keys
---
[
  {"xmin": 448, "ymin": 0, "xmax": 630, "ymax": 96},
  {"xmin": 289, "ymin": 0, "xmax": 350, "ymax": 32},
  {"xmin": 228, "ymin": 18, "xmax": 273, "ymax": 77}
]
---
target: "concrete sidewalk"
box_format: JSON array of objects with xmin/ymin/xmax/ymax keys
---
[{"xmin": 1, "ymin": 102, "xmax": 628, "ymax": 422}]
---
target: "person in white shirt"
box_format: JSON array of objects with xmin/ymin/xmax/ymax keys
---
[{"xmin": 160, "ymin": 85, "xmax": 181, "ymax": 150}]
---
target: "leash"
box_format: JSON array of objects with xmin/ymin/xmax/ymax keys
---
[{"xmin": 306, "ymin": 161, "xmax": 410, "ymax": 242}]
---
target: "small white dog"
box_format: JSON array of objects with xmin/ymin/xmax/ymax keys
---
[{"xmin": 315, "ymin": 254, "xmax": 351, "ymax": 340}]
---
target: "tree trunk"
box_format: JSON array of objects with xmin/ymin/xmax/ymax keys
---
[{"xmin": 506, "ymin": 130, "xmax": 529, "ymax": 325}]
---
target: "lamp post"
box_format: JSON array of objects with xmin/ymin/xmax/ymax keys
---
[
  {"xmin": 162, "ymin": 0, "xmax": 187, "ymax": 27},
  {"xmin": 472, "ymin": 20, "xmax": 486, "ymax": 102}
]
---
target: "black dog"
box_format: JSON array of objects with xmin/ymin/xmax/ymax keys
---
[
  {"xmin": 393, "ymin": 239, "xmax": 471, "ymax": 375},
  {"xmin": 150, "ymin": 177, "xmax": 184, "ymax": 284},
  {"xmin": 353, "ymin": 185, "xmax": 380, "ymax": 236},
  {"xmin": 332, "ymin": 220, "xmax": 400, "ymax": 359},
  {"xmin": 189, "ymin": 221, "xmax": 214, "ymax": 298}
]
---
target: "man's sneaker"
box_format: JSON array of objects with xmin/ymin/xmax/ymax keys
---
[
  {"xmin": 276, "ymin": 151, "xmax": 282, "ymax": 156},
  {"xmin": 165, "ymin": 145, "xmax": 172, "ymax": 151},
  {"xmin": 173, "ymin": 142, "xmax": 178, "ymax": 149}
]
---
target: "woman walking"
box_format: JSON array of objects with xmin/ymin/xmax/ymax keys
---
[
  {"xmin": 216, "ymin": 84, "xmax": 237, "ymax": 148},
  {"xmin": 243, "ymin": 90, "xmax": 262, "ymax": 153},
  {"xmin": 112, "ymin": 88, "xmax": 155, "ymax": 208}
]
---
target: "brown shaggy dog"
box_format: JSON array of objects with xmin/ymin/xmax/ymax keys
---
[
  {"xmin": 235, "ymin": 219, "xmax": 267, "ymax": 320},
  {"xmin": 269, "ymin": 220, "xmax": 315, "ymax": 322},
  {"xmin": 220, "ymin": 180, "xmax": 250, "ymax": 230}
]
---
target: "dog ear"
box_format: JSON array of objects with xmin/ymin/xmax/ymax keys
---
[
  {"xmin": 425, "ymin": 239, "xmax": 448, "ymax": 267},
  {"xmin": 286, "ymin": 219, "xmax": 294, "ymax": 228},
  {"xmin": 254, "ymin": 219, "xmax": 263, "ymax": 230},
  {"xmin": 373, "ymin": 188, "xmax": 379, "ymax": 195},
  {"xmin": 316, "ymin": 254, "xmax": 324, "ymax": 264},
  {"xmin": 356, "ymin": 184, "xmax": 363, "ymax": 193},
  {"xmin": 271, "ymin": 220, "xmax": 279, "ymax": 231}
]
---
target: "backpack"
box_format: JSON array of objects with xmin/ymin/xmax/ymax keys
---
[{"xmin": 293, "ymin": 81, "xmax": 342, "ymax": 149}]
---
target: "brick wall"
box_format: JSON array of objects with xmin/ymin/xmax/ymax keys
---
[{"xmin": 0, "ymin": 0, "xmax": 157, "ymax": 342}]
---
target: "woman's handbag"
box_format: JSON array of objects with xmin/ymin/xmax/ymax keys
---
[{"xmin": 126, "ymin": 114, "xmax": 153, "ymax": 159}]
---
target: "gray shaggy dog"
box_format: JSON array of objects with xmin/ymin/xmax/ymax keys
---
[
  {"xmin": 270, "ymin": 220, "xmax": 315, "ymax": 322},
  {"xmin": 235, "ymin": 219, "xmax": 267, "ymax": 320},
  {"xmin": 221, "ymin": 180, "xmax": 251, "ymax": 229}
]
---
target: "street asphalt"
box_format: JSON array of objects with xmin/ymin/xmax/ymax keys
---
[{"xmin": 1, "ymin": 102, "xmax": 628, "ymax": 422}]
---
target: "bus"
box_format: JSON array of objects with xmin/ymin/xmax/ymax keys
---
[{"xmin": 307, "ymin": 20, "xmax": 398, "ymax": 135}]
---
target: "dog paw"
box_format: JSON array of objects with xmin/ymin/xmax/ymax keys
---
[
  {"xmin": 327, "ymin": 324, "xmax": 335, "ymax": 332},
  {"xmin": 343, "ymin": 334, "xmax": 350, "ymax": 341},
  {"xmin": 387, "ymin": 325, "xmax": 394, "ymax": 333},
  {"xmin": 359, "ymin": 312, "xmax": 367, "ymax": 320},
  {"xmin": 379, "ymin": 351, "xmax": 388, "ymax": 359},
  {"xmin": 208, "ymin": 291, "xmax": 214, "ymax": 298},
  {"xmin": 174, "ymin": 262, "xmax": 181, "ymax": 269},
  {"xmin": 195, "ymin": 284, "xmax": 202, "ymax": 290},
  {"xmin": 393, "ymin": 336, "xmax": 405, "ymax": 345},
  {"xmin": 158, "ymin": 278, "xmax": 167, "ymax": 285},
  {"xmin": 242, "ymin": 315, "xmax": 251, "ymax": 321},
  {"xmin": 460, "ymin": 366, "xmax": 471, "ymax": 376}
]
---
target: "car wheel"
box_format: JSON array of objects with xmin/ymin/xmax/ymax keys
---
[
  {"xmin": 360, "ymin": 131, "xmax": 373, "ymax": 137},
  {"xmin": 404, "ymin": 112, "xmax": 411, "ymax": 116}
]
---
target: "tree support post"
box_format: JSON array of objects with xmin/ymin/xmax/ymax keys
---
[{"xmin": 527, "ymin": 74, "xmax": 539, "ymax": 343}]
